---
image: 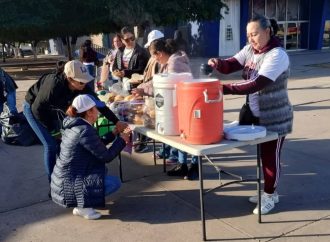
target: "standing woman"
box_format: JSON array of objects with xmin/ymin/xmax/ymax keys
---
[
  {"xmin": 51, "ymin": 94, "xmax": 130, "ymax": 220},
  {"xmin": 208, "ymin": 14, "xmax": 293, "ymax": 214},
  {"xmin": 99, "ymin": 34, "xmax": 124, "ymax": 88},
  {"xmin": 112, "ymin": 26, "xmax": 149, "ymax": 92},
  {"xmin": 80, "ymin": 39, "xmax": 99, "ymax": 90},
  {"xmin": 145, "ymin": 39, "xmax": 199, "ymax": 180}
]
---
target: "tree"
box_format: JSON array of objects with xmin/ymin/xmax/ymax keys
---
[{"xmin": 0, "ymin": 0, "xmax": 227, "ymax": 59}]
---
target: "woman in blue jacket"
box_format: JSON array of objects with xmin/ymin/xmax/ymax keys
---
[{"xmin": 51, "ymin": 94, "xmax": 130, "ymax": 220}]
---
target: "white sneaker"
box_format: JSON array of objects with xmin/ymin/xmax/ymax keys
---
[
  {"xmin": 249, "ymin": 191, "xmax": 279, "ymax": 204},
  {"xmin": 72, "ymin": 207, "xmax": 101, "ymax": 220},
  {"xmin": 252, "ymin": 193, "xmax": 275, "ymax": 215}
]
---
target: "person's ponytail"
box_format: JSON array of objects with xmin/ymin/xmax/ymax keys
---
[
  {"xmin": 164, "ymin": 39, "xmax": 178, "ymax": 55},
  {"xmin": 66, "ymin": 105, "xmax": 78, "ymax": 117},
  {"xmin": 269, "ymin": 18, "xmax": 279, "ymax": 36}
]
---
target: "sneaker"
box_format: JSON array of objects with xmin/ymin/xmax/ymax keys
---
[
  {"xmin": 72, "ymin": 207, "xmax": 101, "ymax": 220},
  {"xmin": 249, "ymin": 191, "xmax": 279, "ymax": 204},
  {"xmin": 167, "ymin": 164, "xmax": 188, "ymax": 177},
  {"xmin": 252, "ymin": 193, "xmax": 276, "ymax": 215},
  {"xmin": 184, "ymin": 163, "xmax": 199, "ymax": 180},
  {"xmin": 134, "ymin": 143, "xmax": 149, "ymax": 153}
]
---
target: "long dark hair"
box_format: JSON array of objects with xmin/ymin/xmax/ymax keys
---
[
  {"xmin": 112, "ymin": 33, "xmax": 122, "ymax": 48},
  {"xmin": 249, "ymin": 14, "xmax": 279, "ymax": 36}
]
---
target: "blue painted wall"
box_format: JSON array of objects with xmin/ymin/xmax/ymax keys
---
[
  {"xmin": 199, "ymin": 21, "xmax": 219, "ymax": 57},
  {"xmin": 240, "ymin": 0, "xmax": 249, "ymax": 48},
  {"xmin": 309, "ymin": 0, "xmax": 327, "ymax": 49},
  {"xmin": 163, "ymin": 26, "xmax": 177, "ymax": 39}
]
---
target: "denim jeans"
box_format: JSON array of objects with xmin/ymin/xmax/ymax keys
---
[
  {"xmin": 178, "ymin": 150, "xmax": 198, "ymax": 165},
  {"xmin": 104, "ymin": 175, "xmax": 121, "ymax": 196},
  {"xmin": 158, "ymin": 144, "xmax": 178, "ymax": 161},
  {"xmin": 23, "ymin": 101, "xmax": 58, "ymax": 182},
  {"xmin": 158, "ymin": 145, "xmax": 198, "ymax": 164},
  {"xmin": 0, "ymin": 91, "xmax": 18, "ymax": 114}
]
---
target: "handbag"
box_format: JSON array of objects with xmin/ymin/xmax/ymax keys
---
[{"xmin": 239, "ymin": 95, "xmax": 259, "ymax": 125}]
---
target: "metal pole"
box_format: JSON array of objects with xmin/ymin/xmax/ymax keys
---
[
  {"xmin": 153, "ymin": 139, "xmax": 156, "ymax": 166},
  {"xmin": 162, "ymin": 143, "xmax": 166, "ymax": 173},
  {"xmin": 198, "ymin": 156, "xmax": 206, "ymax": 240},
  {"xmin": 257, "ymin": 144, "xmax": 262, "ymax": 222}
]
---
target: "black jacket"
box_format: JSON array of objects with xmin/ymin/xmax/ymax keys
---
[
  {"xmin": 25, "ymin": 73, "xmax": 119, "ymax": 131},
  {"xmin": 112, "ymin": 44, "xmax": 149, "ymax": 78},
  {"xmin": 51, "ymin": 116, "xmax": 126, "ymax": 208}
]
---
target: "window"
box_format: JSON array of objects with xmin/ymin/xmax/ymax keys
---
[
  {"xmin": 250, "ymin": 0, "xmax": 310, "ymax": 50},
  {"xmin": 286, "ymin": 23, "xmax": 298, "ymax": 49},
  {"xmin": 226, "ymin": 26, "xmax": 233, "ymax": 41},
  {"xmin": 253, "ymin": 0, "xmax": 265, "ymax": 15},
  {"xmin": 323, "ymin": 20, "xmax": 330, "ymax": 48},
  {"xmin": 277, "ymin": 23, "xmax": 285, "ymax": 46},
  {"xmin": 266, "ymin": 0, "xmax": 276, "ymax": 18},
  {"xmin": 299, "ymin": 0, "xmax": 310, "ymax": 20},
  {"xmin": 277, "ymin": 0, "xmax": 286, "ymax": 21},
  {"xmin": 287, "ymin": 0, "xmax": 299, "ymax": 21}
]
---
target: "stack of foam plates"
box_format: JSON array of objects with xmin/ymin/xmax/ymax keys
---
[{"xmin": 224, "ymin": 125, "xmax": 266, "ymax": 141}]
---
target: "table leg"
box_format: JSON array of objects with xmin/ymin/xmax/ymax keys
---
[
  {"xmin": 257, "ymin": 144, "xmax": 261, "ymax": 222},
  {"xmin": 162, "ymin": 143, "xmax": 166, "ymax": 173},
  {"xmin": 198, "ymin": 156, "xmax": 206, "ymax": 241},
  {"xmin": 153, "ymin": 139, "xmax": 156, "ymax": 166}
]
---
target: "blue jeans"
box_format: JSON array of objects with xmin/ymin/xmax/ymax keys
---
[
  {"xmin": 158, "ymin": 144, "xmax": 178, "ymax": 161},
  {"xmin": 23, "ymin": 101, "xmax": 58, "ymax": 182},
  {"xmin": 178, "ymin": 150, "xmax": 198, "ymax": 165},
  {"xmin": 104, "ymin": 175, "xmax": 121, "ymax": 196},
  {"xmin": 0, "ymin": 91, "xmax": 18, "ymax": 114},
  {"xmin": 158, "ymin": 145, "xmax": 198, "ymax": 164}
]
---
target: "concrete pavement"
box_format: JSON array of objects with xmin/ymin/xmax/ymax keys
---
[{"xmin": 0, "ymin": 50, "xmax": 330, "ymax": 241}]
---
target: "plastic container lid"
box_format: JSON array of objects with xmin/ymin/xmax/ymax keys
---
[{"xmin": 224, "ymin": 125, "xmax": 267, "ymax": 141}]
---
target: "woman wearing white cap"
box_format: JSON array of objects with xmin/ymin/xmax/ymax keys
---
[
  {"xmin": 51, "ymin": 94, "xmax": 130, "ymax": 220},
  {"xmin": 23, "ymin": 60, "xmax": 128, "ymax": 191},
  {"xmin": 131, "ymin": 29, "xmax": 164, "ymax": 98},
  {"xmin": 128, "ymin": 30, "xmax": 164, "ymax": 153}
]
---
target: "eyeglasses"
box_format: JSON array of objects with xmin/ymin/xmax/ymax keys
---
[{"xmin": 122, "ymin": 36, "xmax": 135, "ymax": 42}]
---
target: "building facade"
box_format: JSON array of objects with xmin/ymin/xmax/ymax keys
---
[{"xmin": 200, "ymin": 0, "xmax": 330, "ymax": 57}]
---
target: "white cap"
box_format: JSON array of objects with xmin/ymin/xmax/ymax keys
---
[
  {"xmin": 72, "ymin": 94, "xmax": 96, "ymax": 113},
  {"xmin": 64, "ymin": 60, "xmax": 94, "ymax": 83},
  {"xmin": 144, "ymin": 30, "xmax": 164, "ymax": 48}
]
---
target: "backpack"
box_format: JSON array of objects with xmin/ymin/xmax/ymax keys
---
[{"xmin": 0, "ymin": 103, "xmax": 39, "ymax": 146}]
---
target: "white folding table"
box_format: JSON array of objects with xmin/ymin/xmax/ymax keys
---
[{"xmin": 133, "ymin": 126, "xmax": 278, "ymax": 241}]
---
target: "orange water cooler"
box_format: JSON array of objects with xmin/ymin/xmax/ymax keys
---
[{"xmin": 177, "ymin": 79, "xmax": 223, "ymax": 145}]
